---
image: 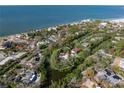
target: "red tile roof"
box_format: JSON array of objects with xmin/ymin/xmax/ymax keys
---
[{"xmin": 72, "ymin": 48, "xmax": 81, "ymax": 52}]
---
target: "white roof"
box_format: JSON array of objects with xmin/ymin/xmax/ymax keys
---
[
  {"xmin": 37, "ymin": 42, "xmax": 44, "ymax": 46},
  {"xmin": 15, "ymin": 52, "xmax": 26, "ymax": 59},
  {"xmin": 100, "ymin": 22, "xmax": 107, "ymax": 26},
  {"xmin": 120, "ymin": 59, "xmax": 124, "ymax": 69},
  {"xmin": 60, "ymin": 53, "xmax": 69, "ymax": 60},
  {"xmin": 0, "ymin": 52, "xmax": 26, "ymax": 65},
  {"xmin": 0, "ymin": 57, "xmax": 13, "ymax": 65}
]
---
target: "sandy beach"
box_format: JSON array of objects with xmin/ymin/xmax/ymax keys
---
[
  {"xmin": 0, "ymin": 18, "xmax": 124, "ymax": 39},
  {"xmin": 110, "ymin": 18, "xmax": 124, "ymax": 23}
]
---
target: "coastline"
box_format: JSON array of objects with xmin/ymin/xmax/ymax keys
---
[
  {"xmin": 110, "ymin": 18, "xmax": 124, "ymax": 22},
  {"xmin": 0, "ymin": 18, "xmax": 124, "ymax": 39}
]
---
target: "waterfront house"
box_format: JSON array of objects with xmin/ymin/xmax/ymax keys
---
[
  {"xmin": 3, "ymin": 41, "xmax": 12, "ymax": 48},
  {"xmin": 98, "ymin": 22, "xmax": 107, "ymax": 29},
  {"xmin": 48, "ymin": 26, "xmax": 57, "ymax": 31}
]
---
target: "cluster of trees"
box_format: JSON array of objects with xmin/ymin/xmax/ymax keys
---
[
  {"xmin": 37, "ymin": 59, "xmax": 47, "ymax": 87},
  {"xmin": 90, "ymin": 34, "xmax": 111, "ymax": 53},
  {"xmin": 49, "ymin": 56, "xmax": 95, "ymax": 88},
  {"xmin": 114, "ymin": 40, "xmax": 124, "ymax": 57}
]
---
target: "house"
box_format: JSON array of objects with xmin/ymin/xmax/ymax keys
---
[
  {"xmin": 90, "ymin": 37, "xmax": 103, "ymax": 42},
  {"xmin": 75, "ymin": 32, "xmax": 79, "ymax": 35},
  {"xmin": 59, "ymin": 52, "xmax": 69, "ymax": 60},
  {"xmin": 115, "ymin": 37, "xmax": 121, "ymax": 41},
  {"xmin": 48, "ymin": 27, "xmax": 57, "ymax": 31},
  {"xmin": 82, "ymin": 43, "xmax": 89, "ymax": 48},
  {"xmin": 48, "ymin": 35, "xmax": 57, "ymax": 43},
  {"xmin": 97, "ymin": 49, "xmax": 112, "ymax": 58},
  {"xmin": 107, "ymin": 30, "xmax": 113, "ymax": 33},
  {"xmin": 26, "ymin": 62, "xmax": 33, "ymax": 68},
  {"xmin": 81, "ymin": 19, "xmax": 91, "ymax": 23},
  {"xmin": 21, "ymin": 71, "xmax": 37, "ymax": 84},
  {"xmin": 119, "ymin": 59, "xmax": 124, "ymax": 70},
  {"xmin": 71, "ymin": 48, "xmax": 80, "ymax": 53},
  {"xmin": 37, "ymin": 40, "xmax": 50, "ymax": 47},
  {"xmin": 112, "ymin": 40, "xmax": 117, "ymax": 44},
  {"xmin": 98, "ymin": 22, "xmax": 107, "ymax": 28},
  {"xmin": 37, "ymin": 41, "xmax": 44, "ymax": 46},
  {"xmin": 0, "ymin": 52, "xmax": 26, "ymax": 65},
  {"xmin": 95, "ymin": 69, "xmax": 122, "ymax": 85},
  {"xmin": 0, "ymin": 57, "xmax": 13, "ymax": 65},
  {"xmin": 113, "ymin": 57, "xmax": 124, "ymax": 70},
  {"xmin": 3, "ymin": 41, "xmax": 12, "ymax": 48},
  {"xmin": 71, "ymin": 48, "xmax": 80, "ymax": 57}
]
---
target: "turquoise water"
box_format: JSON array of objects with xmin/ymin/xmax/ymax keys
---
[{"xmin": 0, "ymin": 6, "xmax": 124, "ymax": 36}]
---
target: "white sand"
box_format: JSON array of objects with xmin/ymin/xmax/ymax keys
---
[{"xmin": 110, "ymin": 18, "xmax": 124, "ymax": 23}]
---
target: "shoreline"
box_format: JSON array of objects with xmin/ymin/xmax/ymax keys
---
[{"xmin": 0, "ymin": 18, "xmax": 124, "ymax": 38}]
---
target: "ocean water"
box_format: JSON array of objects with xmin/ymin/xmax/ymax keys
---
[{"xmin": 0, "ymin": 5, "xmax": 124, "ymax": 36}]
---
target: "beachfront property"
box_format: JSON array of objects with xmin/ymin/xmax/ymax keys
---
[
  {"xmin": 98, "ymin": 22, "xmax": 107, "ymax": 29},
  {"xmin": 47, "ymin": 26, "xmax": 57, "ymax": 32},
  {"xmin": 3, "ymin": 41, "xmax": 12, "ymax": 49}
]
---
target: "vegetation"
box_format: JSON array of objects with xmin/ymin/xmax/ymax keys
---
[{"xmin": 1, "ymin": 20, "xmax": 124, "ymax": 88}]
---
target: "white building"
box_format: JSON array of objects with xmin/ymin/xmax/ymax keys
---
[
  {"xmin": 0, "ymin": 52, "xmax": 26, "ymax": 65},
  {"xmin": 59, "ymin": 53, "xmax": 69, "ymax": 60},
  {"xmin": 98, "ymin": 22, "xmax": 107, "ymax": 28},
  {"xmin": 119, "ymin": 59, "xmax": 124, "ymax": 69}
]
